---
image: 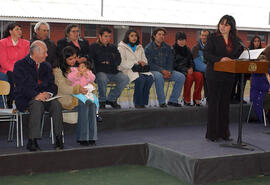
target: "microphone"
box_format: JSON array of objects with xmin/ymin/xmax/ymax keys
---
[{"xmin": 239, "ymin": 41, "xmax": 250, "ymax": 60}]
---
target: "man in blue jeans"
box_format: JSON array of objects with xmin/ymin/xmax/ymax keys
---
[
  {"xmin": 145, "ymin": 28, "xmax": 185, "ymax": 108},
  {"xmin": 89, "ymin": 27, "xmax": 129, "ymax": 109}
]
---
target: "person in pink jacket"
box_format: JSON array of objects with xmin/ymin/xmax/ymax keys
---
[
  {"xmin": 0, "ymin": 22, "xmax": 29, "ymax": 108},
  {"xmin": 67, "ymin": 62, "xmax": 100, "ymax": 117}
]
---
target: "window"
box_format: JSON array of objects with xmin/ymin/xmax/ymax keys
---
[
  {"xmin": 84, "ymin": 24, "xmax": 97, "ymax": 38},
  {"xmin": 0, "ymin": 21, "xmax": 11, "ymax": 39},
  {"xmin": 247, "ymin": 32, "xmax": 266, "ymax": 42},
  {"xmin": 142, "ymin": 27, "xmax": 152, "ymax": 47}
]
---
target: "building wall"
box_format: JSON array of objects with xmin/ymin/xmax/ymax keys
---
[{"xmin": 2, "ymin": 21, "xmax": 269, "ymax": 49}]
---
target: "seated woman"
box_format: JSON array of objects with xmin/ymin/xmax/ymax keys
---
[
  {"xmin": 250, "ymin": 44, "xmax": 270, "ymax": 123},
  {"xmin": 172, "ymin": 32, "xmax": 204, "ymax": 106},
  {"xmin": 118, "ymin": 29, "xmax": 154, "ymax": 108},
  {"xmin": 54, "ymin": 46, "xmax": 97, "ymax": 146},
  {"xmin": 56, "ymin": 24, "xmax": 91, "ymax": 68},
  {"xmin": 0, "ymin": 22, "xmax": 29, "ymax": 108}
]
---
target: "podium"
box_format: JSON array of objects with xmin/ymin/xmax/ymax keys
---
[{"xmin": 214, "ymin": 60, "xmax": 269, "ymax": 150}]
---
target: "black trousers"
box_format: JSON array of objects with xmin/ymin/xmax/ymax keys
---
[
  {"xmin": 28, "ymin": 99, "xmax": 63, "ymax": 139},
  {"xmin": 206, "ymin": 78, "xmax": 234, "ymax": 140}
]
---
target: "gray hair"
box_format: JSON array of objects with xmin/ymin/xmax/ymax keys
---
[
  {"xmin": 34, "ymin": 22, "xmax": 50, "ymax": 33},
  {"xmin": 30, "ymin": 40, "xmax": 46, "ymax": 55}
]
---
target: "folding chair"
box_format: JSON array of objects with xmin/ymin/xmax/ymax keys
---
[
  {"xmin": 0, "ymin": 80, "xmax": 20, "ymax": 147},
  {"xmin": 246, "ymin": 101, "xmax": 267, "ymax": 127}
]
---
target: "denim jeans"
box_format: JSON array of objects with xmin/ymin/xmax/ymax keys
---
[
  {"xmin": 96, "ymin": 72, "xmax": 129, "ymax": 102},
  {"xmin": 77, "ymin": 101, "xmax": 97, "ymax": 141},
  {"xmin": 0, "ymin": 72, "xmax": 8, "ymax": 108},
  {"xmin": 133, "ymin": 74, "xmax": 154, "ymax": 106},
  {"xmin": 151, "ymin": 70, "xmax": 185, "ymax": 105}
]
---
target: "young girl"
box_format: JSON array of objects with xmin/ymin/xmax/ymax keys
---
[{"xmin": 67, "ymin": 62, "xmax": 100, "ymax": 120}]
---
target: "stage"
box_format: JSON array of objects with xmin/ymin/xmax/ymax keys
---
[{"xmin": 1, "ymin": 104, "xmax": 270, "ymax": 185}]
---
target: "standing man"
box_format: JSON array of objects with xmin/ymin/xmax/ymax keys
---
[
  {"xmin": 192, "ymin": 29, "xmax": 210, "ymax": 102},
  {"xmin": 13, "ymin": 40, "xmax": 64, "ymax": 151},
  {"xmin": 145, "ymin": 28, "xmax": 185, "ymax": 108},
  {"xmin": 31, "ymin": 22, "xmax": 57, "ymax": 67},
  {"xmin": 89, "ymin": 27, "xmax": 129, "ymax": 109}
]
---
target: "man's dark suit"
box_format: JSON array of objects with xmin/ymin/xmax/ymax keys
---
[{"xmin": 13, "ymin": 54, "xmax": 63, "ymax": 140}]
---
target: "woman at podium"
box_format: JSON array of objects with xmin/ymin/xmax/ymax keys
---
[{"xmin": 204, "ymin": 15, "xmax": 243, "ymax": 142}]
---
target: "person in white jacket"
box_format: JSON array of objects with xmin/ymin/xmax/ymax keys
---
[{"xmin": 118, "ymin": 29, "xmax": 154, "ymax": 108}]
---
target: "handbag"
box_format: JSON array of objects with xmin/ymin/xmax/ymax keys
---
[{"xmin": 131, "ymin": 64, "xmax": 150, "ymax": 72}]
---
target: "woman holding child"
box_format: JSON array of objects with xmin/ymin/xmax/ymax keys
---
[{"xmin": 54, "ymin": 46, "xmax": 97, "ymax": 146}]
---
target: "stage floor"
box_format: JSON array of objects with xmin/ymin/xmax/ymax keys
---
[
  {"xmin": 1, "ymin": 104, "xmax": 270, "ymax": 185},
  {"xmin": 1, "ymin": 121, "xmax": 270, "ymax": 158}
]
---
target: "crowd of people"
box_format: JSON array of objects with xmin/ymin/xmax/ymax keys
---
[{"xmin": 1, "ymin": 14, "xmax": 269, "ymax": 151}]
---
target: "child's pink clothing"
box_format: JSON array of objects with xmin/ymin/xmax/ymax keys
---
[{"xmin": 67, "ymin": 67, "xmax": 95, "ymax": 87}]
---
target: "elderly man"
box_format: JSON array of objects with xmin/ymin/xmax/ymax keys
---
[
  {"xmin": 30, "ymin": 22, "xmax": 57, "ymax": 67},
  {"xmin": 13, "ymin": 40, "xmax": 64, "ymax": 151},
  {"xmin": 145, "ymin": 28, "xmax": 185, "ymax": 108}
]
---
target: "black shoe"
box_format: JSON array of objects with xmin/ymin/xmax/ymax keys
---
[
  {"xmin": 97, "ymin": 114, "xmax": 103, "ymax": 122},
  {"xmin": 193, "ymin": 100, "xmax": 201, "ymax": 107},
  {"xmin": 77, "ymin": 140, "xmax": 89, "ymax": 146},
  {"xmin": 167, "ymin": 102, "xmax": 182, "ymax": 107},
  {"xmin": 27, "ymin": 139, "xmax": 41, "ymax": 151},
  {"xmin": 89, "ymin": 140, "xmax": 96, "ymax": 146},
  {"xmin": 159, "ymin": 103, "xmax": 167, "ymax": 108},
  {"xmin": 55, "ymin": 135, "xmax": 64, "ymax": 150},
  {"xmin": 184, "ymin": 101, "xmax": 192, "ymax": 106},
  {"xmin": 106, "ymin": 101, "xmax": 121, "ymax": 109},
  {"xmin": 99, "ymin": 102, "xmax": 106, "ymax": 109},
  {"xmin": 135, "ymin": 105, "xmax": 146, "ymax": 108},
  {"xmin": 222, "ymin": 137, "xmax": 233, "ymax": 141}
]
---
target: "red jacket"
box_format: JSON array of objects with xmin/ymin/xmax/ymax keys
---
[{"xmin": 0, "ymin": 36, "xmax": 29, "ymax": 74}]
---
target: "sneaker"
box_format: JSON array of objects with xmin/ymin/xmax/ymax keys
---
[
  {"xmin": 167, "ymin": 102, "xmax": 182, "ymax": 107},
  {"xmin": 106, "ymin": 101, "xmax": 121, "ymax": 109}
]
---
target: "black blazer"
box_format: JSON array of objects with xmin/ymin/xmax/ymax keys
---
[
  {"xmin": 204, "ymin": 33, "xmax": 243, "ymax": 81},
  {"xmin": 56, "ymin": 37, "xmax": 90, "ymax": 61},
  {"xmin": 13, "ymin": 55, "xmax": 57, "ymax": 111}
]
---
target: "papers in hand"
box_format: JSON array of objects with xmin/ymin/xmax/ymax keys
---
[
  {"xmin": 45, "ymin": 95, "xmax": 62, "ymax": 102},
  {"xmin": 238, "ymin": 48, "xmax": 264, "ymax": 60},
  {"xmin": 0, "ymin": 108, "xmax": 14, "ymax": 114}
]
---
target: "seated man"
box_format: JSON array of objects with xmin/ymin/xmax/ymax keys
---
[
  {"xmin": 13, "ymin": 40, "xmax": 64, "ymax": 151},
  {"xmin": 145, "ymin": 28, "xmax": 185, "ymax": 107},
  {"xmin": 89, "ymin": 27, "xmax": 129, "ymax": 109}
]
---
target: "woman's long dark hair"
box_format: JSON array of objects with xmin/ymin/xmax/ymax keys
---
[
  {"xmin": 59, "ymin": 46, "xmax": 77, "ymax": 77},
  {"xmin": 3, "ymin": 22, "xmax": 21, "ymax": 38},
  {"xmin": 248, "ymin": 35, "xmax": 262, "ymax": 49},
  {"xmin": 123, "ymin": 29, "xmax": 140, "ymax": 45},
  {"xmin": 216, "ymin": 15, "xmax": 237, "ymax": 40}
]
